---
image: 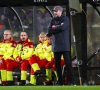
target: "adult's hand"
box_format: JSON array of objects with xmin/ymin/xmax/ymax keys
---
[{"xmin": 52, "ymin": 25, "xmax": 55, "ymax": 29}]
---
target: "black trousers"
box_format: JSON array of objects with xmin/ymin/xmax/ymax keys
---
[{"xmin": 54, "ymin": 51, "xmax": 74, "ymax": 85}]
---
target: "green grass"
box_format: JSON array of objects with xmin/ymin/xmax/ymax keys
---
[{"xmin": 0, "ymin": 86, "xmax": 100, "ymax": 90}]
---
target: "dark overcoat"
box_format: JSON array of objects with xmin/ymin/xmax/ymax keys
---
[{"xmin": 48, "ymin": 14, "xmax": 70, "ymax": 52}]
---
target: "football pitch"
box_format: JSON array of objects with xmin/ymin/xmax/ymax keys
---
[{"xmin": 0, "ymin": 86, "xmax": 100, "ymax": 90}]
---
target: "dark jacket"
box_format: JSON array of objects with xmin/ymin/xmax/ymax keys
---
[{"xmin": 48, "ymin": 14, "xmax": 70, "ymax": 52}]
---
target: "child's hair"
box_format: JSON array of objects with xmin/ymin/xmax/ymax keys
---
[
  {"xmin": 46, "ymin": 33, "xmax": 52, "ymax": 38},
  {"xmin": 38, "ymin": 32, "xmax": 46, "ymax": 37}
]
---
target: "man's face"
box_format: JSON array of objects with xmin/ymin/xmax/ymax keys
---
[
  {"xmin": 53, "ymin": 10, "xmax": 62, "ymax": 17},
  {"xmin": 4, "ymin": 31, "xmax": 12, "ymax": 40},
  {"xmin": 20, "ymin": 32, "xmax": 28, "ymax": 41}
]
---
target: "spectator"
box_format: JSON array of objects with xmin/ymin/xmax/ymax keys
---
[
  {"xmin": 88, "ymin": 76, "xmax": 95, "ymax": 85},
  {"xmin": 12, "ymin": 15, "xmax": 21, "ymax": 31},
  {"xmin": 1, "ymin": 14, "xmax": 10, "ymax": 29}
]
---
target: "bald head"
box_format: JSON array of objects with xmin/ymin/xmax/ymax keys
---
[{"xmin": 20, "ymin": 31, "xmax": 28, "ymax": 41}]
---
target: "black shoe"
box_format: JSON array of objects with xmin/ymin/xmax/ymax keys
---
[
  {"xmin": 34, "ymin": 70, "xmax": 42, "ymax": 76},
  {"xmin": 2, "ymin": 83, "xmax": 8, "ymax": 86},
  {"xmin": 19, "ymin": 80, "xmax": 26, "ymax": 86},
  {"xmin": 43, "ymin": 80, "xmax": 53, "ymax": 85},
  {"xmin": 55, "ymin": 81, "xmax": 63, "ymax": 86},
  {"xmin": 6, "ymin": 81, "xmax": 14, "ymax": 86},
  {"xmin": 68, "ymin": 82, "xmax": 75, "ymax": 85}
]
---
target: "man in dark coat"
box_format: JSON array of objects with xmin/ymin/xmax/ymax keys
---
[{"xmin": 48, "ymin": 6, "xmax": 74, "ymax": 85}]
